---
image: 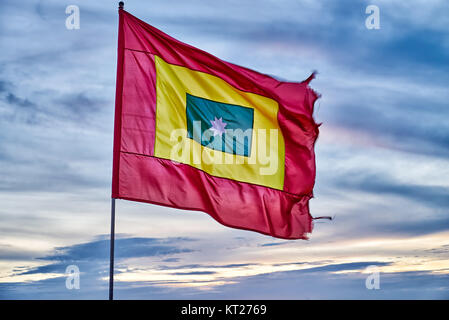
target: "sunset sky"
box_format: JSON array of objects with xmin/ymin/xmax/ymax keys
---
[{"xmin": 1, "ymin": 0, "xmax": 448, "ymax": 299}]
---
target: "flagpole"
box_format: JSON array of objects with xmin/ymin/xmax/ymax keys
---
[
  {"xmin": 109, "ymin": 198, "xmax": 116, "ymax": 300},
  {"xmin": 109, "ymin": 1, "xmax": 124, "ymax": 301}
]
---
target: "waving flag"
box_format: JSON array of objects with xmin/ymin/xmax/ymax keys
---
[{"xmin": 112, "ymin": 9, "xmax": 320, "ymax": 239}]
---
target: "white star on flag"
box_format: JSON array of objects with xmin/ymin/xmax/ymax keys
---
[{"xmin": 209, "ymin": 117, "xmax": 227, "ymax": 137}]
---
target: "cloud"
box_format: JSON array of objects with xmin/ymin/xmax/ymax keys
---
[
  {"xmin": 5, "ymin": 93, "xmax": 35, "ymax": 109},
  {"xmin": 172, "ymin": 271, "xmax": 217, "ymax": 275},
  {"xmin": 312, "ymin": 169, "xmax": 449, "ymax": 238},
  {"xmin": 325, "ymin": 98, "xmax": 449, "ymax": 159},
  {"xmin": 156, "ymin": 263, "xmax": 258, "ymax": 271},
  {"xmin": 0, "ymin": 235, "xmax": 199, "ymax": 298},
  {"xmin": 2, "ymin": 258, "xmax": 447, "ymax": 299},
  {"xmin": 295, "ymin": 262, "xmax": 391, "ymax": 273},
  {"xmin": 16, "ymin": 236, "xmax": 195, "ymax": 276},
  {"xmin": 340, "ymin": 172, "xmax": 449, "ymax": 209},
  {"xmin": 259, "ymin": 242, "xmax": 290, "ymax": 247},
  {"xmin": 55, "ymin": 93, "xmax": 105, "ymax": 116},
  {"xmin": 196, "ymin": 270, "xmax": 449, "ymax": 300}
]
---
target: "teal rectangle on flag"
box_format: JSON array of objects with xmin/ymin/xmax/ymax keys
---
[{"xmin": 186, "ymin": 93, "xmax": 254, "ymax": 157}]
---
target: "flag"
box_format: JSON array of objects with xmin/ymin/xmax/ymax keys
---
[{"xmin": 112, "ymin": 9, "xmax": 320, "ymax": 239}]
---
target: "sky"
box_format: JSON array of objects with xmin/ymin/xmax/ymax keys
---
[{"xmin": 0, "ymin": 0, "xmax": 448, "ymax": 299}]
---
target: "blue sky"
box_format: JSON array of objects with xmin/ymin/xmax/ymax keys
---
[{"xmin": 0, "ymin": 0, "xmax": 449, "ymax": 299}]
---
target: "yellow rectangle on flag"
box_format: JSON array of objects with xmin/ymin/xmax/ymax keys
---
[{"xmin": 153, "ymin": 55, "xmax": 285, "ymax": 190}]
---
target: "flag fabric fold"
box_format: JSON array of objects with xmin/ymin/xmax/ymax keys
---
[{"xmin": 112, "ymin": 10, "xmax": 320, "ymax": 239}]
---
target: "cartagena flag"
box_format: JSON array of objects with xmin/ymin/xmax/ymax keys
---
[{"xmin": 112, "ymin": 9, "xmax": 320, "ymax": 239}]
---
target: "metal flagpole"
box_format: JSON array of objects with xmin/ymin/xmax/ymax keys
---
[
  {"xmin": 109, "ymin": 198, "xmax": 116, "ymax": 300},
  {"xmin": 109, "ymin": 2, "xmax": 124, "ymax": 301}
]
